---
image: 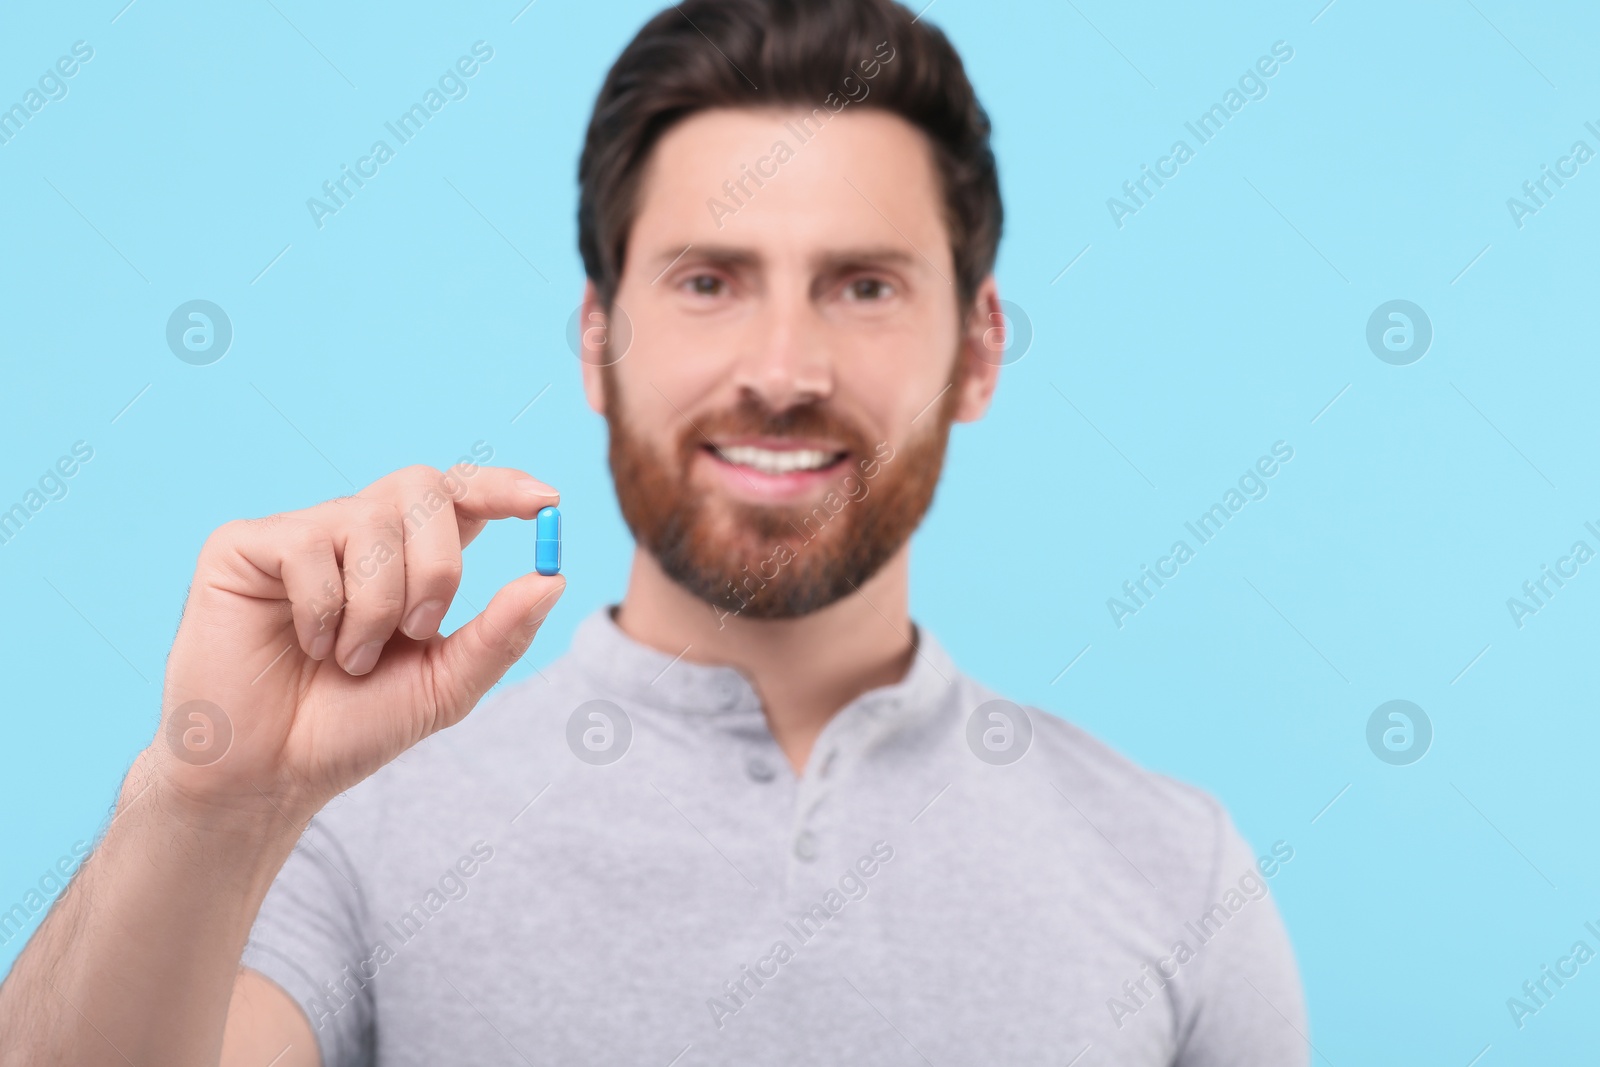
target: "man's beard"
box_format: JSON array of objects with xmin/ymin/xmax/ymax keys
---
[{"xmin": 604, "ymin": 360, "xmax": 962, "ymax": 620}]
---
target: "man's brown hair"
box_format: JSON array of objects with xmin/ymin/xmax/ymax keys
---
[{"xmin": 577, "ymin": 0, "xmax": 1003, "ymax": 312}]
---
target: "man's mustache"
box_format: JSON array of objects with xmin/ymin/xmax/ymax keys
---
[{"xmin": 678, "ymin": 401, "xmax": 871, "ymax": 457}]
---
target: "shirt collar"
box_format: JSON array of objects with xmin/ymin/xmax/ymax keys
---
[{"xmin": 563, "ymin": 604, "xmax": 958, "ymax": 720}]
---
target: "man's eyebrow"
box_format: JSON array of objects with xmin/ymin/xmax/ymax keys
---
[
  {"xmin": 649, "ymin": 244, "xmax": 757, "ymax": 270},
  {"xmin": 817, "ymin": 246, "xmax": 918, "ymax": 271}
]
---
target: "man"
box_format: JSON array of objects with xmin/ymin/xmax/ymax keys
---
[{"xmin": 0, "ymin": 0, "xmax": 1306, "ymax": 1063}]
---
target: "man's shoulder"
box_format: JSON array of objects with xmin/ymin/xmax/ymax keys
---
[
  {"xmin": 928, "ymin": 637, "xmax": 1227, "ymax": 847},
  {"xmin": 1021, "ymin": 698, "xmax": 1224, "ymax": 833},
  {"xmin": 953, "ymin": 675, "xmax": 1241, "ymax": 899}
]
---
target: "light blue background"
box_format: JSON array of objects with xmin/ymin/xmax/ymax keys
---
[{"xmin": 3, "ymin": 1, "xmax": 1598, "ymax": 1062}]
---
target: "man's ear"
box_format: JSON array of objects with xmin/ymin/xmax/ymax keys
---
[
  {"xmin": 577, "ymin": 279, "xmax": 613, "ymax": 416},
  {"xmin": 951, "ymin": 275, "xmax": 1006, "ymax": 424}
]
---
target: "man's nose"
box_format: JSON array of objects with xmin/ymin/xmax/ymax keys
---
[{"xmin": 731, "ymin": 291, "xmax": 834, "ymax": 411}]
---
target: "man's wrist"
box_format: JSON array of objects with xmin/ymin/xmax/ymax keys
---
[{"xmin": 119, "ymin": 750, "xmax": 311, "ymax": 893}]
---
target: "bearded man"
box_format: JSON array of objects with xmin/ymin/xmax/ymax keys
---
[{"xmin": 0, "ymin": 1, "xmax": 1305, "ymax": 1063}]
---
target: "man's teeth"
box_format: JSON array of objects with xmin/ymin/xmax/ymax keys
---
[{"xmin": 717, "ymin": 445, "xmax": 836, "ymax": 475}]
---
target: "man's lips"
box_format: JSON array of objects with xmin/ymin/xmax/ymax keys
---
[{"xmin": 698, "ymin": 439, "xmax": 851, "ymax": 502}]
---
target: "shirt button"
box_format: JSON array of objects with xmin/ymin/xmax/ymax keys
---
[
  {"xmin": 713, "ymin": 676, "xmax": 744, "ymax": 709},
  {"xmin": 794, "ymin": 830, "xmax": 819, "ymax": 862},
  {"xmin": 745, "ymin": 756, "xmax": 776, "ymax": 783}
]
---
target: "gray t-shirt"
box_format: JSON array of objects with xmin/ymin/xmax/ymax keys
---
[{"xmin": 241, "ymin": 606, "xmax": 1307, "ymax": 1066}]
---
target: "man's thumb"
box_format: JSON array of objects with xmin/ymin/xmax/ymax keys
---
[{"xmin": 430, "ymin": 572, "xmax": 565, "ymax": 731}]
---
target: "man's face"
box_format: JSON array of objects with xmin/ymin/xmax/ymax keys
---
[{"xmin": 581, "ymin": 106, "xmax": 1001, "ymax": 620}]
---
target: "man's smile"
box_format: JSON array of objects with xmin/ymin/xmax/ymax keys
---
[{"xmin": 699, "ymin": 437, "xmax": 852, "ymax": 502}]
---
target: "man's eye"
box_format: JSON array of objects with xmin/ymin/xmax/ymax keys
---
[
  {"xmin": 846, "ymin": 278, "xmax": 893, "ymax": 301},
  {"xmin": 685, "ymin": 274, "xmax": 724, "ymax": 296}
]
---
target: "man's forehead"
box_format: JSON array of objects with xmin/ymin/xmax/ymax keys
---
[{"xmin": 627, "ymin": 105, "xmax": 949, "ymax": 269}]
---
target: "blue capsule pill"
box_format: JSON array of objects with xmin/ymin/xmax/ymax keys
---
[{"xmin": 535, "ymin": 506, "xmax": 562, "ymax": 575}]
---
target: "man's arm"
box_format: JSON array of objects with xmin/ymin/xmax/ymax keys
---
[
  {"xmin": 222, "ymin": 971, "xmax": 320, "ymax": 1067},
  {"xmin": 0, "ymin": 463, "xmax": 564, "ymax": 1066},
  {"xmin": 1175, "ymin": 815, "xmax": 1309, "ymax": 1067},
  {"xmin": 0, "ymin": 757, "xmax": 312, "ymax": 1066}
]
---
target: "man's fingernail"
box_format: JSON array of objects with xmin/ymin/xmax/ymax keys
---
[
  {"xmin": 515, "ymin": 477, "xmax": 558, "ymax": 496},
  {"xmin": 402, "ymin": 600, "xmax": 447, "ymax": 639},
  {"xmin": 310, "ymin": 632, "xmax": 334, "ymax": 660},
  {"xmin": 344, "ymin": 640, "xmax": 383, "ymax": 676}
]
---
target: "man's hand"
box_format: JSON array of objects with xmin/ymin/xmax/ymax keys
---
[
  {"xmin": 0, "ymin": 462, "xmax": 565, "ymax": 1067},
  {"xmin": 146, "ymin": 462, "xmax": 565, "ymax": 825}
]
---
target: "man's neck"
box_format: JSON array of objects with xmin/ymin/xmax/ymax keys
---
[{"xmin": 612, "ymin": 545, "xmax": 917, "ymax": 777}]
